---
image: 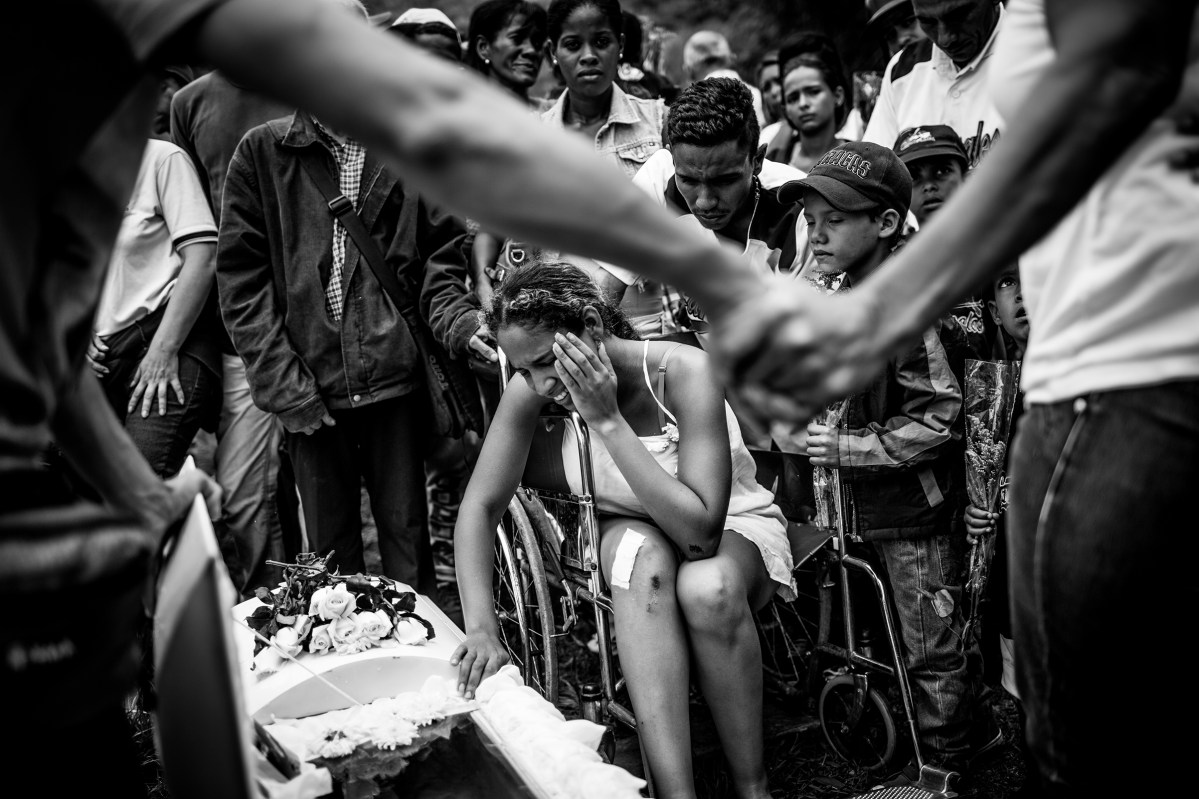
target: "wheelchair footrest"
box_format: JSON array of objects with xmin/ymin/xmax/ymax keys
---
[{"xmin": 846, "ymin": 764, "xmax": 958, "ymax": 799}]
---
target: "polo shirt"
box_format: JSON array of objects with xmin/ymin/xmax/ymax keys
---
[
  {"xmin": 94, "ymin": 139, "xmax": 218, "ymax": 338},
  {"xmin": 863, "ymin": 5, "xmax": 1006, "ymax": 168}
]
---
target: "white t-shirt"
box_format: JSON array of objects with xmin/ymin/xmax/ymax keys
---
[
  {"xmin": 863, "ymin": 6, "xmax": 1005, "ymax": 168},
  {"xmin": 991, "ymin": 0, "xmax": 1199, "ymax": 402},
  {"xmin": 94, "ymin": 138, "xmax": 217, "ymax": 337}
]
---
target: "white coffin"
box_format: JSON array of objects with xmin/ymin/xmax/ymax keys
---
[{"xmin": 231, "ymin": 590, "xmax": 466, "ymax": 724}]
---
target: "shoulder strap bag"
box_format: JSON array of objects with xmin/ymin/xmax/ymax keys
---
[{"xmin": 300, "ymin": 158, "xmax": 484, "ymax": 438}]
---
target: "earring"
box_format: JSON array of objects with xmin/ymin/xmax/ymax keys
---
[{"xmin": 484, "ymin": 57, "xmax": 491, "ymax": 65}]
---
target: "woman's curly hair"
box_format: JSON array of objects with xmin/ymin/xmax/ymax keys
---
[{"xmin": 486, "ymin": 261, "xmax": 639, "ymax": 340}]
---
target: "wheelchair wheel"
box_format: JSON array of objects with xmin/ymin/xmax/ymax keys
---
[
  {"xmin": 755, "ymin": 553, "xmax": 824, "ymax": 710},
  {"xmin": 494, "ymin": 496, "xmax": 559, "ymax": 705},
  {"xmin": 819, "ymin": 674, "xmax": 899, "ymax": 772}
]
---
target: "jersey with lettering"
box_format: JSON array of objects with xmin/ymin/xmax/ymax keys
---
[{"xmin": 863, "ymin": 6, "xmax": 1006, "ymax": 169}]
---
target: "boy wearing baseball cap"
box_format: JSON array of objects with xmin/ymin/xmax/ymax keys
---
[
  {"xmin": 781, "ymin": 141, "xmax": 1002, "ymax": 787},
  {"xmin": 893, "ymin": 124, "xmax": 969, "ymax": 225}
]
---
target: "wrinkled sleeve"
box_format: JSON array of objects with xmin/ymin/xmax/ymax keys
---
[
  {"xmin": 216, "ymin": 139, "xmax": 326, "ymax": 432},
  {"xmin": 156, "ymin": 147, "xmax": 217, "ymax": 250},
  {"xmin": 839, "ymin": 327, "xmax": 962, "ymax": 474},
  {"xmin": 416, "ymin": 200, "xmax": 480, "ymax": 356}
]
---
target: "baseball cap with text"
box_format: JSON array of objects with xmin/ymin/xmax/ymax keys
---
[
  {"xmin": 893, "ymin": 124, "xmax": 968, "ymax": 170},
  {"xmin": 778, "ymin": 141, "xmax": 912, "ymax": 219}
]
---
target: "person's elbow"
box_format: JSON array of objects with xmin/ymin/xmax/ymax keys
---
[{"xmin": 680, "ymin": 521, "xmax": 724, "ymax": 562}]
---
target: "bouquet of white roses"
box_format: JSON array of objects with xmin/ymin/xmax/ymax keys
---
[{"xmin": 245, "ymin": 552, "xmax": 434, "ymax": 673}]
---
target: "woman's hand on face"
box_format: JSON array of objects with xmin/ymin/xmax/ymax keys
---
[
  {"xmin": 553, "ymin": 332, "xmax": 621, "ymax": 429},
  {"xmin": 450, "ymin": 630, "xmax": 510, "ymax": 699}
]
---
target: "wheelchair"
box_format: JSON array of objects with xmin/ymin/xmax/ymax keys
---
[
  {"xmin": 490, "ymin": 350, "xmax": 655, "ymax": 791},
  {"xmin": 800, "ymin": 454, "xmax": 961, "ymax": 798},
  {"xmin": 485, "ymin": 334, "xmax": 849, "ymax": 795}
]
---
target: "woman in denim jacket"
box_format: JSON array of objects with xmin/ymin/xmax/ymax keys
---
[
  {"xmin": 540, "ymin": 0, "xmax": 665, "ymax": 179},
  {"xmin": 538, "ymin": 0, "xmax": 670, "ymax": 336}
]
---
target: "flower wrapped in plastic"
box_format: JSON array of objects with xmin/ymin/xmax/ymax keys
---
[
  {"xmin": 802, "ymin": 269, "xmax": 850, "ymax": 535},
  {"xmin": 961, "ymin": 359, "xmax": 1022, "ymax": 645},
  {"xmin": 963, "ymin": 359, "xmax": 1021, "ymax": 513},
  {"xmin": 810, "ymin": 399, "xmax": 848, "ymax": 533}
]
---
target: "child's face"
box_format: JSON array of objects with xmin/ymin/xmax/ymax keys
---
[
  {"xmin": 988, "ymin": 266, "xmax": 1029, "ymax": 348},
  {"xmin": 908, "ymin": 155, "xmax": 964, "ymax": 224},
  {"xmin": 802, "ymin": 192, "xmax": 894, "ymax": 277}
]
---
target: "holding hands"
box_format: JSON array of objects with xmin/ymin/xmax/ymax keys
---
[
  {"xmin": 552, "ymin": 332, "xmax": 621, "ymax": 430},
  {"xmin": 709, "ymin": 275, "xmax": 886, "ymax": 428}
]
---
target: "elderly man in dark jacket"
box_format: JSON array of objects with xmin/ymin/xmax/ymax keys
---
[{"xmin": 218, "ymin": 109, "xmax": 491, "ymax": 596}]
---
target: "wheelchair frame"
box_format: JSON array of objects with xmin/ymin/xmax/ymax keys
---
[{"xmin": 490, "ymin": 351, "xmax": 656, "ymax": 793}]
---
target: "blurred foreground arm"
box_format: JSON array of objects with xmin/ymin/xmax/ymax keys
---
[
  {"xmin": 52, "ymin": 369, "xmax": 221, "ymax": 539},
  {"xmin": 712, "ymin": 0, "xmax": 1198, "ymax": 422},
  {"xmin": 192, "ymin": 0, "xmax": 758, "ymax": 317}
]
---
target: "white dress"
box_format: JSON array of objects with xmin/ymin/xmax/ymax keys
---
[{"xmin": 562, "ymin": 341, "xmax": 797, "ymax": 600}]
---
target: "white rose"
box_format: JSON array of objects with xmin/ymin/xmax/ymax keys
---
[
  {"xmin": 291, "ymin": 614, "xmax": 314, "ymax": 641},
  {"xmin": 308, "ymin": 624, "xmax": 333, "ymax": 654},
  {"xmin": 355, "ymin": 610, "xmax": 393, "ymax": 641},
  {"xmin": 333, "ymin": 636, "xmax": 372, "ymax": 656},
  {"xmin": 392, "ymin": 617, "xmax": 428, "ymax": 645},
  {"xmin": 307, "ymin": 586, "xmax": 330, "ymax": 618},
  {"xmin": 253, "ymin": 645, "xmax": 284, "ymax": 674},
  {"xmin": 318, "ymin": 584, "xmax": 356, "ymax": 620},
  {"xmin": 329, "ymin": 614, "xmax": 359, "ymax": 646},
  {"xmin": 273, "ymin": 626, "xmax": 303, "ymax": 658}
]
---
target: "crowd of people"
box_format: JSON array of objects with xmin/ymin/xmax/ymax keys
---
[{"xmin": 4, "ymin": 0, "xmax": 1196, "ymax": 798}]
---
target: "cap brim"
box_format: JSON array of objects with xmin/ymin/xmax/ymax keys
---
[
  {"xmin": 898, "ymin": 143, "xmax": 968, "ymax": 167},
  {"xmin": 777, "ymin": 176, "xmax": 879, "ymax": 212},
  {"xmin": 865, "ymin": 0, "xmax": 912, "ymax": 31}
]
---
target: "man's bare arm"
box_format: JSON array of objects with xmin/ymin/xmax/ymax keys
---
[
  {"xmin": 864, "ymin": 0, "xmax": 1196, "ymax": 353},
  {"xmin": 714, "ymin": 0, "xmax": 1197, "ymax": 419},
  {"xmin": 191, "ymin": 0, "xmax": 756, "ymax": 316}
]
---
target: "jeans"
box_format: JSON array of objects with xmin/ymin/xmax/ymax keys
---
[
  {"xmin": 101, "ymin": 336, "xmax": 219, "ymax": 479},
  {"xmin": 217, "ymin": 354, "xmax": 284, "ymax": 596},
  {"xmin": 286, "ymin": 393, "xmax": 437, "ymax": 597},
  {"xmin": 873, "ymin": 533, "xmax": 983, "ymax": 766},
  {"xmin": 1008, "ymin": 381, "xmax": 1199, "ymax": 795}
]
